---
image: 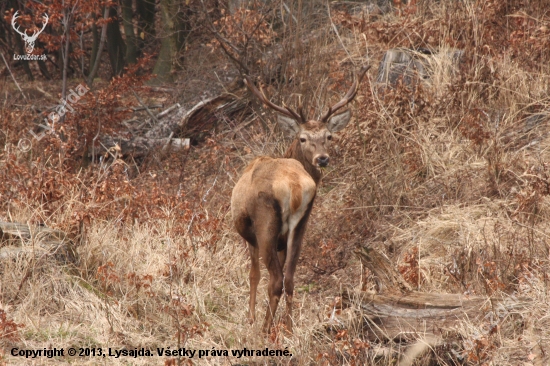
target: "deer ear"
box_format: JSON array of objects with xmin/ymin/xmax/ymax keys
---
[
  {"xmin": 277, "ymin": 114, "xmax": 301, "ymax": 136},
  {"xmin": 326, "ymin": 109, "xmax": 351, "ymax": 132}
]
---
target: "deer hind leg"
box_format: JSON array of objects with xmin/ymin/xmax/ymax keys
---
[
  {"xmin": 277, "ymin": 233, "xmax": 287, "ymax": 267},
  {"xmin": 261, "ymin": 242, "xmax": 283, "ymax": 334},
  {"xmin": 234, "ymin": 213, "xmax": 259, "ymax": 325},
  {"xmin": 250, "ymin": 192, "xmax": 284, "ymax": 334},
  {"xmin": 283, "ymin": 202, "xmax": 314, "ymax": 333},
  {"xmin": 252, "ymin": 206, "xmax": 284, "ymax": 333},
  {"xmin": 248, "ymin": 243, "xmax": 260, "ymax": 324}
]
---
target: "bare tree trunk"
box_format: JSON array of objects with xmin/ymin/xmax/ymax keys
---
[
  {"xmin": 35, "ymin": 39, "xmax": 51, "ymax": 79},
  {"xmin": 121, "ymin": 0, "xmax": 138, "ymax": 64},
  {"xmin": 0, "ymin": 2, "xmax": 8, "ymax": 49},
  {"xmin": 89, "ymin": 16, "xmax": 99, "ymax": 73},
  {"xmin": 87, "ymin": 7, "xmax": 109, "ymax": 86},
  {"xmin": 107, "ymin": 6, "xmax": 126, "ymax": 76},
  {"xmin": 136, "ymin": 0, "xmax": 155, "ymax": 51},
  {"xmin": 62, "ymin": 6, "xmax": 75, "ymax": 101},
  {"xmin": 152, "ymin": 0, "xmax": 188, "ymax": 83}
]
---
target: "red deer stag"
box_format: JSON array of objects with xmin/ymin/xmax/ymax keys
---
[{"xmin": 231, "ymin": 66, "xmax": 370, "ymax": 333}]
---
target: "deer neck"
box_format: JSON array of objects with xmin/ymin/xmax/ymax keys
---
[{"xmin": 284, "ymin": 139, "xmax": 322, "ymax": 185}]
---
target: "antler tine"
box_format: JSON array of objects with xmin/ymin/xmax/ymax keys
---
[
  {"xmin": 11, "ymin": 11, "xmax": 26, "ymax": 37},
  {"xmin": 320, "ymin": 65, "xmax": 371, "ymax": 123},
  {"xmin": 38, "ymin": 13, "xmax": 48, "ymax": 34},
  {"xmin": 244, "ymin": 76, "xmax": 304, "ymax": 123},
  {"xmin": 30, "ymin": 13, "xmax": 48, "ymax": 38}
]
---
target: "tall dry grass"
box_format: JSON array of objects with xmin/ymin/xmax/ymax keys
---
[{"xmin": 2, "ymin": 0, "xmax": 550, "ymax": 365}]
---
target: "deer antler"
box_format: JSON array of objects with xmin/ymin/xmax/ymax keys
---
[
  {"xmin": 244, "ymin": 76, "xmax": 305, "ymax": 123},
  {"xmin": 32, "ymin": 13, "xmax": 49, "ymax": 39},
  {"xmin": 11, "ymin": 11, "xmax": 48, "ymax": 39},
  {"xmin": 320, "ymin": 65, "xmax": 371, "ymax": 123},
  {"xmin": 11, "ymin": 11, "xmax": 27, "ymax": 38}
]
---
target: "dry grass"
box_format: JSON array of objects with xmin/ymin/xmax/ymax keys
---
[
  {"xmin": 1, "ymin": 209, "xmax": 351, "ymax": 365},
  {"xmin": 2, "ymin": 0, "xmax": 550, "ymax": 365}
]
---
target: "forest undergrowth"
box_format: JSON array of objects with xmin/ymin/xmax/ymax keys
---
[{"xmin": 1, "ymin": 0, "xmax": 550, "ymax": 365}]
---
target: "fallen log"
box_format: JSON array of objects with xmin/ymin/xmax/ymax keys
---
[
  {"xmin": 97, "ymin": 82, "xmax": 249, "ymax": 158},
  {"xmin": 376, "ymin": 48, "xmax": 464, "ymax": 89},
  {"xmin": 336, "ymin": 245, "xmax": 532, "ymax": 365},
  {"xmin": 0, "ymin": 221, "xmax": 74, "ymax": 264},
  {"xmin": 178, "ymin": 88, "xmax": 250, "ymax": 144},
  {"xmin": 99, "ymin": 136, "xmax": 190, "ymax": 159},
  {"xmin": 346, "ymin": 246, "xmax": 531, "ymax": 338}
]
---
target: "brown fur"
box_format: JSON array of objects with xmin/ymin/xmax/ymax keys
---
[
  {"xmin": 231, "ymin": 119, "xmax": 350, "ymax": 334},
  {"xmin": 232, "ymin": 71, "xmax": 363, "ymax": 334},
  {"xmin": 290, "ymin": 180, "xmax": 302, "ymax": 212},
  {"xmin": 232, "ymin": 155, "xmax": 316, "ymax": 333}
]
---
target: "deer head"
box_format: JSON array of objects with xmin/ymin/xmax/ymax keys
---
[
  {"xmin": 244, "ymin": 65, "xmax": 370, "ymax": 177},
  {"xmin": 12, "ymin": 11, "xmax": 49, "ymax": 54}
]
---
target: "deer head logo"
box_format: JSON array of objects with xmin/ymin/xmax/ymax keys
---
[{"xmin": 11, "ymin": 11, "xmax": 49, "ymax": 54}]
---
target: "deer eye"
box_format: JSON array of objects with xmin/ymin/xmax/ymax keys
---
[
  {"xmin": 300, "ymin": 137, "xmax": 306, "ymax": 143},
  {"xmin": 327, "ymin": 135, "xmax": 332, "ymax": 141}
]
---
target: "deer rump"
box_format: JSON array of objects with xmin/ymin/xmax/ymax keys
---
[{"xmin": 232, "ymin": 156, "xmax": 316, "ymax": 255}]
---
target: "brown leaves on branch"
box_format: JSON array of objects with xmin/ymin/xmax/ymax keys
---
[
  {"xmin": 0, "ymin": 309, "xmax": 23, "ymax": 343},
  {"xmin": 208, "ymin": 6, "xmax": 276, "ymax": 51}
]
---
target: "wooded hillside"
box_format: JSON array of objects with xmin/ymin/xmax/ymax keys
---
[{"xmin": 1, "ymin": 1, "xmax": 550, "ymax": 365}]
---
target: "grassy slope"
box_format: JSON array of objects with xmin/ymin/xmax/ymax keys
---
[{"xmin": 2, "ymin": 0, "xmax": 550, "ymax": 365}]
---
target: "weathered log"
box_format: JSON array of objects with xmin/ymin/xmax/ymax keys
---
[
  {"xmin": 0, "ymin": 221, "xmax": 74, "ymax": 264},
  {"xmin": 99, "ymin": 136, "xmax": 190, "ymax": 159},
  {"xmin": 355, "ymin": 245, "xmax": 413, "ymax": 293},
  {"xmin": 338, "ymin": 243, "xmax": 536, "ymax": 366},
  {"xmin": 180, "ymin": 89, "xmax": 250, "ymax": 144},
  {"xmin": 376, "ymin": 48, "xmax": 464, "ymax": 89},
  {"xmin": 96, "ymin": 89, "xmax": 248, "ymax": 158},
  {"xmin": 156, "ymin": 103, "xmax": 181, "ymax": 119},
  {"xmin": 93, "ymin": 79, "xmax": 251, "ymax": 159},
  {"xmin": 342, "ymin": 247, "xmax": 530, "ymax": 343},
  {"xmin": 143, "ymin": 97, "xmax": 218, "ymax": 140},
  {"xmin": 342, "ymin": 289, "xmax": 487, "ymax": 342},
  {"xmin": 376, "ymin": 48, "xmax": 428, "ymax": 87}
]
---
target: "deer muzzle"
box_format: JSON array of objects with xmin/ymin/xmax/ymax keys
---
[{"xmin": 316, "ymin": 155, "xmax": 330, "ymax": 167}]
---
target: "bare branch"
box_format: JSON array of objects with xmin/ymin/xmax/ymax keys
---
[{"xmin": 0, "ymin": 52, "xmax": 27, "ymax": 100}]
